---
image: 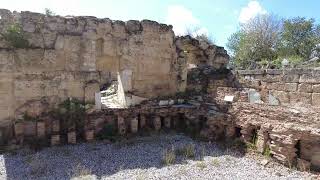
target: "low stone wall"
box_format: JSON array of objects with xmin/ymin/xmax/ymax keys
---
[{"xmin": 235, "ymin": 69, "xmax": 320, "ymax": 106}]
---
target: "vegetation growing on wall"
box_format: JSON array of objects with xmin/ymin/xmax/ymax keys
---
[
  {"xmin": 50, "ymin": 98, "xmax": 86, "ymax": 131},
  {"xmin": 1, "ymin": 23, "xmax": 30, "ymax": 48}
]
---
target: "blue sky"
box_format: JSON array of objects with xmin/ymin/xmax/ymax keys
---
[{"xmin": 1, "ymin": 0, "xmax": 320, "ymax": 46}]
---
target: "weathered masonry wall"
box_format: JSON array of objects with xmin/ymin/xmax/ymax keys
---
[
  {"xmin": 0, "ymin": 9, "xmax": 178, "ymax": 126},
  {"xmin": 0, "ymin": 9, "xmax": 229, "ymax": 127},
  {"xmin": 235, "ymin": 69, "xmax": 320, "ymax": 106}
]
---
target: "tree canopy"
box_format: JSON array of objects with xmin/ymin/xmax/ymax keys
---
[{"xmin": 227, "ymin": 14, "xmax": 320, "ymax": 69}]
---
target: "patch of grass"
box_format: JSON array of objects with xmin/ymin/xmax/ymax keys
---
[
  {"xmin": 245, "ymin": 142, "xmax": 257, "ymax": 151},
  {"xmin": 196, "ymin": 161, "xmax": 207, "ymax": 170},
  {"xmin": 162, "ymin": 147, "xmax": 176, "ymax": 166},
  {"xmin": 225, "ymin": 156, "xmax": 232, "ymax": 162},
  {"xmin": 199, "ymin": 146, "xmax": 206, "ymax": 161},
  {"xmin": 263, "ymin": 145, "xmax": 271, "ymax": 158},
  {"xmin": 175, "ymin": 144, "xmax": 195, "ymax": 159},
  {"xmin": 70, "ymin": 163, "xmax": 92, "ymax": 178},
  {"xmin": 210, "ymin": 158, "xmax": 220, "ymax": 167}
]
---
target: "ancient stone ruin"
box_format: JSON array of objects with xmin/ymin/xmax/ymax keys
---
[{"xmin": 0, "ymin": 9, "xmax": 319, "ymax": 172}]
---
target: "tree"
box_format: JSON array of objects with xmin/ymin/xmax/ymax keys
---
[
  {"xmin": 227, "ymin": 14, "xmax": 282, "ymax": 69},
  {"xmin": 278, "ymin": 17, "xmax": 318, "ymax": 59}
]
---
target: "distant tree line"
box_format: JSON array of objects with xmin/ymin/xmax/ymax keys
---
[{"xmin": 227, "ymin": 14, "xmax": 320, "ymax": 69}]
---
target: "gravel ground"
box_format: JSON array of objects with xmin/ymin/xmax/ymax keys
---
[{"xmin": 0, "ymin": 134, "xmax": 318, "ymax": 180}]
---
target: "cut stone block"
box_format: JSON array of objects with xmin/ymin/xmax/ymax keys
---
[
  {"xmin": 312, "ymin": 84, "xmax": 320, "ymax": 93},
  {"xmin": 153, "ymin": 116, "xmax": 161, "ymax": 131},
  {"xmin": 139, "ymin": 115, "xmax": 146, "ymax": 129},
  {"xmin": 36, "ymin": 121, "xmax": 45, "ymax": 138},
  {"xmin": 297, "ymin": 158, "xmax": 311, "ymax": 171},
  {"xmin": 248, "ymin": 89, "xmax": 263, "ymax": 104},
  {"xmin": 130, "ymin": 118, "xmax": 138, "ymax": 133},
  {"xmin": 85, "ymin": 130, "xmax": 94, "ymax": 142},
  {"xmin": 289, "ymin": 92, "xmax": 312, "ymax": 105},
  {"xmin": 14, "ymin": 122, "xmax": 24, "ymax": 137},
  {"xmin": 298, "ymin": 83, "xmax": 312, "ymax": 93},
  {"xmin": 268, "ymin": 93, "xmax": 279, "ymax": 106},
  {"xmin": 117, "ymin": 116, "xmax": 126, "ymax": 135},
  {"xmin": 284, "ymin": 83, "xmax": 297, "ymax": 92},
  {"xmin": 24, "ymin": 121, "xmax": 37, "ymax": 137},
  {"xmin": 164, "ymin": 117, "xmax": 171, "ymax": 128},
  {"xmin": 51, "ymin": 134, "xmax": 60, "ymax": 146},
  {"xmin": 52, "ymin": 120, "xmax": 60, "ymax": 133},
  {"xmin": 312, "ymin": 93, "xmax": 320, "ymax": 106},
  {"xmin": 67, "ymin": 131, "xmax": 76, "ymax": 144}
]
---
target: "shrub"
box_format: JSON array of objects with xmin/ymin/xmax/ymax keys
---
[
  {"xmin": 196, "ymin": 161, "xmax": 207, "ymax": 170},
  {"xmin": 50, "ymin": 98, "xmax": 86, "ymax": 131},
  {"xmin": 96, "ymin": 124, "xmax": 117, "ymax": 141},
  {"xmin": 1, "ymin": 23, "xmax": 29, "ymax": 48},
  {"xmin": 175, "ymin": 144, "xmax": 195, "ymax": 159},
  {"xmin": 70, "ymin": 163, "xmax": 92, "ymax": 178},
  {"xmin": 210, "ymin": 158, "xmax": 220, "ymax": 167},
  {"xmin": 263, "ymin": 145, "xmax": 271, "ymax": 157},
  {"xmin": 162, "ymin": 147, "xmax": 176, "ymax": 165}
]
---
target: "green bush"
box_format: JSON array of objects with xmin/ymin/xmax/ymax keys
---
[
  {"xmin": 1, "ymin": 23, "xmax": 29, "ymax": 48},
  {"xmin": 162, "ymin": 147, "xmax": 176, "ymax": 166},
  {"xmin": 50, "ymin": 98, "xmax": 86, "ymax": 131},
  {"xmin": 96, "ymin": 124, "xmax": 117, "ymax": 141}
]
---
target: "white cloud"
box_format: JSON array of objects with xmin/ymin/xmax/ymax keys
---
[
  {"xmin": 239, "ymin": 1, "xmax": 267, "ymax": 23},
  {"xmin": 165, "ymin": 5, "xmax": 208, "ymax": 36}
]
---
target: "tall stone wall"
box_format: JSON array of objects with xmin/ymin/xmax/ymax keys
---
[
  {"xmin": 0, "ymin": 9, "xmax": 230, "ymax": 130},
  {"xmin": 0, "ymin": 9, "xmax": 178, "ymax": 126},
  {"xmin": 235, "ymin": 69, "xmax": 320, "ymax": 106}
]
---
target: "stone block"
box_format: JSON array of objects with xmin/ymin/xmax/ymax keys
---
[
  {"xmin": 311, "ymin": 152, "xmax": 320, "ymax": 170},
  {"xmin": 85, "ymin": 130, "xmax": 94, "ymax": 142},
  {"xmin": 52, "ymin": 120, "xmax": 60, "ymax": 133},
  {"xmin": 225, "ymin": 126, "xmax": 236, "ymax": 138},
  {"xmin": 266, "ymin": 69, "xmax": 282, "ymax": 75},
  {"xmin": 164, "ymin": 117, "xmax": 171, "ymax": 128},
  {"xmin": 282, "ymin": 74, "xmax": 300, "ymax": 83},
  {"xmin": 51, "ymin": 134, "xmax": 60, "ymax": 146},
  {"xmin": 14, "ymin": 122, "xmax": 24, "ymax": 137},
  {"xmin": 67, "ymin": 131, "xmax": 76, "ymax": 144},
  {"xmin": 270, "ymin": 91, "xmax": 289, "ymax": 104},
  {"xmin": 24, "ymin": 121, "xmax": 36, "ymax": 137},
  {"xmin": 85, "ymin": 82, "xmax": 100, "ymax": 104},
  {"xmin": 297, "ymin": 158, "xmax": 311, "ymax": 171},
  {"xmin": 36, "ymin": 121, "xmax": 45, "ymax": 138},
  {"xmin": 312, "ymin": 84, "xmax": 320, "ymax": 93},
  {"xmin": 117, "ymin": 116, "xmax": 126, "ymax": 135},
  {"xmin": 153, "ymin": 116, "xmax": 161, "ymax": 131},
  {"xmin": 130, "ymin": 118, "xmax": 138, "ymax": 133},
  {"xmin": 267, "ymin": 82, "xmax": 285, "ymax": 91},
  {"xmin": 139, "ymin": 115, "xmax": 146, "ymax": 129},
  {"xmin": 312, "ymin": 93, "xmax": 320, "ymax": 106},
  {"xmin": 298, "ymin": 83, "xmax": 312, "ymax": 93},
  {"xmin": 284, "ymin": 83, "xmax": 297, "ymax": 92},
  {"xmin": 299, "ymin": 74, "xmax": 320, "ymax": 83},
  {"xmin": 289, "ymin": 92, "xmax": 312, "ymax": 105},
  {"xmin": 264, "ymin": 74, "xmax": 281, "ymax": 83}
]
